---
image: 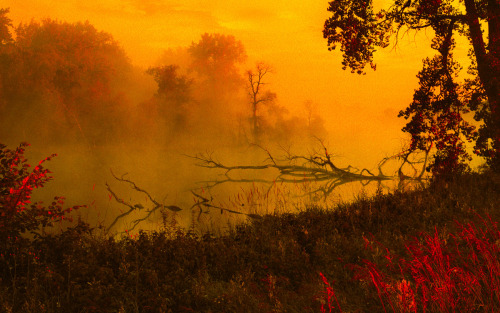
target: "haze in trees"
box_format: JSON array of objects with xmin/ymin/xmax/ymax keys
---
[
  {"xmin": 0, "ymin": 8, "xmax": 328, "ymax": 232},
  {"xmin": 137, "ymin": 32, "xmax": 327, "ymax": 147},
  {"xmin": 0, "ymin": 14, "xmax": 133, "ymax": 146}
]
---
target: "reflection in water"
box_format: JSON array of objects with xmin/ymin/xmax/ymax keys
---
[{"xmin": 23, "ymin": 141, "xmax": 428, "ymax": 237}]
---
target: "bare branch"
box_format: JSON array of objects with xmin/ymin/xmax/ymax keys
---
[
  {"xmin": 106, "ymin": 170, "xmax": 182, "ymax": 233},
  {"xmin": 189, "ymin": 191, "xmax": 262, "ymax": 220},
  {"xmin": 188, "ymin": 144, "xmax": 425, "ymax": 199}
]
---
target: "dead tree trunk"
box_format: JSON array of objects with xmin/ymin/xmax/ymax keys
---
[{"xmin": 247, "ymin": 63, "xmax": 276, "ymax": 143}]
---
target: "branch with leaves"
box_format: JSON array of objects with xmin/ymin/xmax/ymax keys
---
[{"xmin": 323, "ymin": 0, "xmax": 500, "ymax": 171}]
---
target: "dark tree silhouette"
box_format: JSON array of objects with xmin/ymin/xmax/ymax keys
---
[
  {"xmin": 247, "ymin": 63, "xmax": 277, "ymax": 143},
  {"xmin": 323, "ymin": 0, "xmax": 500, "ymax": 172},
  {"xmin": 145, "ymin": 65, "xmax": 194, "ymax": 132},
  {"xmin": 0, "ymin": 8, "xmax": 13, "ymax": 108},
  {"xmin": 146, "ymin": 65, "xmax": 192, "ymax": 103},
  {"xmin": 0, "ymin": 8, "xmax": 12, "ymax": 45}
]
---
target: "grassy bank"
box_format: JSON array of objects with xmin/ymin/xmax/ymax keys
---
[{"xmin": 1, "ymin": 171, "xmax": 499, "ymax": 312}]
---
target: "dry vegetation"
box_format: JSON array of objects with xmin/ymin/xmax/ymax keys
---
[{"xmin": 1, "ymin": 143, "xmax": 499, "ymax": 312}]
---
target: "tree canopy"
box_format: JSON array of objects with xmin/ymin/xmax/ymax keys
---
[
  {"xmin": 0, "ymin": 12, "xmax": 132, "ymax": 145},
  {"xmin": 0, "ymin": 8, "xmax": 12, "ymax": 45},
  {"xmin": 323, "ymin": 0, "xmax": 500, "ymax": 173},
  {"xmin": 146, "ymin": 65, "xmax": 192, "ymax": 103},
  {"xmin": 188, "ymin": 33, "xmax": 247, "ymax": 91}
]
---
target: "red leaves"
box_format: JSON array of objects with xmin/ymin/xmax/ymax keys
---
[
  {"xmin": 354, "ymin": 215, "xmax": 500, "ymax": 312},
  {"xmin": 1, "ymin": 143, "xmax": 83, "ymax": 240},
  {"xmin": 318, "ymin": 272, "xmax": 343, "ymax": 313}
]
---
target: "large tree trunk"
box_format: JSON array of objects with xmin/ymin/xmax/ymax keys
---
[
  {"xmin": 464, "ymin": 0, "xmax": 500, "ymax": 170},
  {"xmin": 487, "ymin": 0, "xmax": 500, "ymax": 170}
]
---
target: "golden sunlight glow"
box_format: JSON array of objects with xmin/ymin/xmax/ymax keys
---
[{"xmin": 4, "ymin": 0, "xmax": 471, "ymax": 166}]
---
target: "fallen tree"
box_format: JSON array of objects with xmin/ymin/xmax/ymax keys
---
[
  {"xmin": 190, "ymin": 142, "xmax": 430, "ymax": 198},
  {"xmin": 105, "ymin": 142, "xmax": 429, "ymax": 233}
]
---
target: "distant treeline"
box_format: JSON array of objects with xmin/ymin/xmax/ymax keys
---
[{"xmin": 0, "ymin": 8, "xmax": 326, "ymax": 148}]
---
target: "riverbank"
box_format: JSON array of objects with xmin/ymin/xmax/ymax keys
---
[{"xmin": 1, "ymin": 171, "xmax": 499, "ymax": 312}]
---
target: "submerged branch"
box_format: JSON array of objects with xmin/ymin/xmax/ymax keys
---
[
  {"xmin": 106, "ymin": 170, "xmax": 181, "ymax": 233},
  {"xmin": 189, "ymin": 143, "xmax": 429, "ymax": 198},
  {"xmin": 106, "ymin": 169, "xmax": 264, "ymax": 234},
  {"xmin": 105, "ymin": 143, "xmax": 429, "ymax": 233}
]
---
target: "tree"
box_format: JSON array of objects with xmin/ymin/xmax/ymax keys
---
[
  {"xmin": 145, "ymin": 65, "xmax": 193, "ymax": 131},
  {"xmin": 323, "ymin": 0, "xmax": 500, "ymax": 172},
  {"xmin": 0, "ymin": 8, "xmax": 13, "ymax": 108},
  {"xmin": 0, "ymin": 15, "xmax": 132, "ymax": 145},
  {"xmin": 0, "ymin": 8, "xmax": 12, "ymax": 45},
  {"xmin": 247, "ymin": 63, "xmax": 277, "ymax": 142},
  {"xmin": 188, "ymin": 33, "xmax": 247, "ymax": 92},
  {"xmin": 146, "ymin": 65, "xmax": 192, "ymax": 104},
  {"xmin": 398, "ymin": 22, "xmax": 477, "ymax": 176}
]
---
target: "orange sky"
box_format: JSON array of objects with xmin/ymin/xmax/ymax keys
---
[{"xmin": 3, "ymin": 0, "xmax": 473, "ymax": 168}]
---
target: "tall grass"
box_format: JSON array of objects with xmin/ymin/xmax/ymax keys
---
[{"xmin": 350, "ymin": 214, "xmax": 500, "ymax": 312}]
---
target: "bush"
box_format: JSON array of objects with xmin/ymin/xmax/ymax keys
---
[
  {"xmin": 0, "ymin": 142, "xmax": 82, "ymax": 241},
  {"xmin": 0, "ymin": 142, "xmax": 85, "ymax": 311}
]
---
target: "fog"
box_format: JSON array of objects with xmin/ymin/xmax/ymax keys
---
[
  {"xmin": 2, "ymin": 14, "xmax": 365, "ymax": 234},
  {"xmin": 6, "ymin": 3, "xmax": 471, "ymax": 234}
]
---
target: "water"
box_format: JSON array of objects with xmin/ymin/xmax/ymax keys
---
[{"xmin": 19, "ymin": 141, "xmax": 423, "ymax": 236}]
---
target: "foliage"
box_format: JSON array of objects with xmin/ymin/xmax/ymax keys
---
[
  {"xmin": 0, "ymin": 142, "xmax": 82, "ymax": 241},
  {"xmin": 0, "ymin": 8, "xmax": 13, "ymax": 110},
  {"xmin": 323, "ymin": 0, "xmax": 391, "ymax": 74},
  {"xmin": 145, "ymin": 64, "xmax": 194, "ymax": 131},
  {"xmin": 353, "ymin": 216, "xmax": 500, "ymax": 312},
  {"xmin": 0, "ymin": 8, "xmax": 12, "ymax": 45},
  {"xmin": 0, "ymin": 12, "xmax": 132, "ymax": 145},
  {"xmin": 323, "ymin": 0, "xmax": 500, "ymax": 173},
  {"xmin": 146, "ymin": 65, "xmax": 192, "ymax": 104},
  {"xmin": 188, "ymin": 33, "xmax": 247, "ymax": 88},
  {"xmin": 398, "ymin": 28, "xmax": 476, "ymax": 177},
  {"xmin": 0, "ymin": 142, "xmax": 85, "ymax": 312}
]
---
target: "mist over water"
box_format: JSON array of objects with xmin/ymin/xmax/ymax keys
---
[
  {"xmin": 0, "ymin": 13, "xmax": 409, "ymax": 234},
  {"xmin": 7, "ymin": 138, "xmax": 406, "ymax": 235}
]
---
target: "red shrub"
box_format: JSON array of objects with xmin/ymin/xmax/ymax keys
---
[
  {"xmin": 354, "ymin": 216, "xmax": 500, "ymax": 312},
  {"xmin": 0, "ymin": 142, "xmax": 82, "ymax": 241}
]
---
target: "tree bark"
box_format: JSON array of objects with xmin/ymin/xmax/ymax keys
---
[{"xmin": 465, "ymin": 0, "xmax": 500, "ymax": 169}]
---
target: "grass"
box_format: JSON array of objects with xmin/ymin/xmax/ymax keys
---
[{"xmin": 1, "ymin": 170, "xmax": 499, "ymax": 312}]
